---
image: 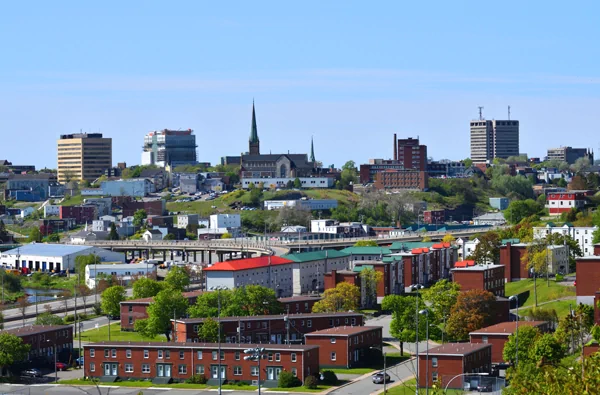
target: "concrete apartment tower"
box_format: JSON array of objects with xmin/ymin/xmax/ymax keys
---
[
  {"xmin": 57, "ymin": 133, "xmax": 112, "ymax": 183},
  {"xmin": 470, "ymin": 113, "xmax": 519, "ymax": 163}
]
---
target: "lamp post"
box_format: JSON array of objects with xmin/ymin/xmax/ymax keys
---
[
  {"xmin": 410, "ymin": 284, "xmax": 424, "ymax": 395},
  {"xmin": 508, "ymin": 295, "xmax": 519, "ymax": 368},
  {"xmin": 46, "ymin": 339, "xmax": 57, "ymax": 382},
  {"xmin": 419, "ymin": 309, "xmax": 430, "ymax": 395},
  {"xmin": 444, "ymin": 372, "xmax": 489, "ymax": 393},
  {"xmin": 244, "ymin": 347, "xmax": 266, "ymax": 395},
  {"xmin": 210, "ymin": 285, "xmax": 228, "ymax": 395}
]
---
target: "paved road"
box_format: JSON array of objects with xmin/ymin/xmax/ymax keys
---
[{"xmin": 0, "ymin": 384, "xmax": 259, "ymax": 395}]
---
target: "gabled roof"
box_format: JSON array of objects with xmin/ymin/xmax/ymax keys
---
[
  {"xmin": 469, "ymin": 321, "xmax": 548, "ymax": 336},
  {"xmin": 203, "ymin": 256, "xmax": 294, "ymax": 272},
  {"xmin": 453, "ymin": 260, "xmax": 476, "ymax": 268},
  {"xmin": 283, "ymin": 250, "xmax": 349, "ymax": 263}
]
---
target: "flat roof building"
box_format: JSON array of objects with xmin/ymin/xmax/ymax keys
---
[
  {"xmin": 57, "ymin": 133, "xmax": 112, "ymax": 183},
  {"xmin": 470, "ymin": 118, "xmax": 519, "ymax": 163},
  {"xmin": 142, "ymin": 129, "xmax": 197, "ymax": 168}
]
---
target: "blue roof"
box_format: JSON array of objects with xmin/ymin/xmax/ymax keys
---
[{"xmin": 2, "ymin": 243, "xmax": 94, "ymax": 257}]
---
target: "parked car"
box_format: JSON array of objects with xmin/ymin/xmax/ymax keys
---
[
  {"xmin": 372, "ymin": 372, "xmax": 390, "ymax": 384},
  {"xmin": 21, "ymin": 368, "xmax": 42, "ymax": 377},
  {"xmin": 55, "ymin": 362, "xmax": 68, "ymax": 371},
  {"xmin": 76, "ymin": 356, "xmax": 84, "ymax": 366}
]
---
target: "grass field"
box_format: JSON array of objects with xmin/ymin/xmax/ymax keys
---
[
  {"xmin": 519, "ymin": 299, "xmax": 576, "ymax": 319},
  {"xmin": 327, "ymin": 352, "xmax": 411, "ymax": 374},
  {"xmin": 505, "ymin": 279, "xmax": 575, "ymax": 307},
  {"xmin": 79, "ymin": 322, "xmax": 166, "ymax": 343},
  {"xmin": 58, "ymin": 379, "xmax": 256, "ymax": 390},
  {"xmin": 385, "ymin": 378, "xmax": 464, "ymax": 394}
]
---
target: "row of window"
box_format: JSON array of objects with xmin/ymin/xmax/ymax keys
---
[{"xmin": 95, "ymin": 349, "xmax": 298, "ymax": 363}]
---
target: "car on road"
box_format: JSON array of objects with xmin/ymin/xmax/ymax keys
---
[
  {"xmin": 21, "ymin": 368, "xmax": 42, "ymax": 377},
  {"xmin": 55, "ymin": 362, "xmax": 68, "ymax": 371},
  {"xmin": 477, "ymin": 382, "xmax": 493, "ymax": 392},
  {"xmin": 372, "ymin": 372, "xmax": 390, "ymax": 384}
]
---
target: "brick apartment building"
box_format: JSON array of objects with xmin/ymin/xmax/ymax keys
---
[
  {"xmin": 469, "ymin": 321, "xmax": 550, "ymax": 364},
  {"xmin": 499, "ymin": 242, "xmax": 529, "ymax": 282},
  {"xmin": 172, "ymin": 312, "xmax": 365, "ymax": 345},
  {"xmin": 396, "ymin": 136, "xmax": 427, "ymax": 171},
  {"xmin": 451, "ymin": 264, "xmax": 506, "ymax": 297},
  {"xmin": 122, "ymin": 200, "xmax": 166, "ymax": 217},
  {"xmin": 120, "ymin": 291, "xmax": 203, "ymax": 331},
  {"xmin": 278, "ymin": 296, "xmax": 323, "ymax": 314},
  {"xmin": 59, "ymin": 205, "xmax": 96, "ymax": 224},
  {"xmin": 373, "ymin": 169, "xmax": 429, "ymax": 191},
  {"xmin": 4, "ymin": 325, "xmax": 73, "ymax": 363},
  {"xmin": 576, "ymin": 256, "xmax": 600, "ymax": 305},
  {"xmin": 83, "ymin": 341, "xmax": 319, "ymax": 385},
  {"xmin": 418, "ymin": 343, "xmax": 492, "ymax": 390},
  {"xmin": 324, "ymin": 269, "xmax": 360, "ymax": 291},
  {"xmin": 304, "ymin": 326, "xmax": 382, "ymax": 368},
  {"xmin": 423, "ymin": 209, "xmax": 445, "ymax": 225}
]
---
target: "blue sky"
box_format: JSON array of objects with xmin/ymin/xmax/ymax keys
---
[{"xmin": 1, "ymin": 1, "xmax": 600, "ymax": 169}]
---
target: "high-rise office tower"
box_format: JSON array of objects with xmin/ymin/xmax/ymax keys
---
[
  {"xmin": 141, "ymin": 129, "xmax": 197, "ymax": 167},
  {"xmin": 57, "ymin": 133, "xmax": 112, "ymax": 183},
  {"xmin": 470, "ymin": 119, "xmax": 519, "ymax": 163}
]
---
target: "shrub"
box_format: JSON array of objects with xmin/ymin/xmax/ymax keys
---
[
  {"xmin": 278, "ymin": 370, "xmax": 301, "ymax": 388},
  {"xmin": 304, "ymin": 375, "xmax": 318, "ymax": 389},
  {"xmin": 320, "ymin": 370, "xmax": 338, "ymax": 385},
  {"xmin": 92, "ymin": 303, "xmax": 102, "ymax": 315},
  {"xmin": 185, "ymin": 375, "xmax": 208, "ymax": 384}
]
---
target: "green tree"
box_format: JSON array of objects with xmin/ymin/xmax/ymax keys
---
[
  {"xmin": 34, "ymin": 312, "xmax": 64, "ymax": 326},
  {"xmin": 340, "ymin": 161, "xmax": 358, "ymax": 189},
  {"xmin": 312, "ymin": 283, "xmax": 360, "ymax": 313},
  {"xmin": 75, "ymin": 254, "xmax": 100, "ymax": 279},
  {"xmin": 422, "ymin": 279, "xmax": 461, "ymax": 325},
  {"xmin": 234, "ymin": 285, "xmax": 282, "ymax": 316},
  {"xmin": 463, "ymin": 158, "xmax": 473, "ymax": 168},
  {"xmin": 188, "ymin": 290, "xmax": 235, "ymax": 318},
  {"xmin": 293, "ymin": 177, "xmax": 302, "ymax": 188},
  {"xmin": 101, "ymin": 285, "xmax": 126, "ymax": 317},
  {"xmin": 354, "ymin": 240, "xmax": 378, "ymax": 247},
  {"xmin": 164, "ymin": 266, "xmax": 190, "ymax": 292},
  {"xmin": 132, "ymin": 277, "xmax": 164, "ymax": 299},
  {"xmin": 381, "ymin": 295, "xmax": 432, "ymax": 356},
  {"xmin": 133, "ymin": 209, "xmax": 147, "ymax": 228},
  {"xmin": 446, "ymin": 289, "xmax": 496, "ymax": 341},
  {"xmin": 360, "ymin": 267, "xmax": 383, "ymax": 308},
  {"xmin": 530, "ymin": 333, "xmax": 565, "ymax": 366},
  {"xmin": 28, "ymin": 227, "xmax": 42, "ymax": 242},
  {"xmin": 221, "ymin": 232, "xmax": 232, "ymax": 239},
  {"xmin": 108, "ymin": 223, "xmax": 119, "ymax": 240},
  {"xmin": 502, "ymin": 326, "xmax": 541, "ymax": 365},
  {"xmin": 249, "ymin": 187, "xmax": 263, "ymax": 207},
  {"xmin": 504, "ymin": 199, "xmax": 542, "ymax": 224},
  {"xmin": 198, "ymin": 317, "xmax": 221, "ymax": 342},
  {"xmin": 135, "ymin": 288, "xmax": 188, "ymax": 341},
  {"xmin": 163, "ymin": 233, "xmax": 176, "ymax": 240},
  {"xmin": 472, "ymin": 231, "xmax": 501, "ymax": 264},
  {"xmin": 557, "ymin": 178, "xmax": 568, "ymax": 188},
  {"xmin": 0, "ymin": 333, "xmax": 30, "ymax": 372}
]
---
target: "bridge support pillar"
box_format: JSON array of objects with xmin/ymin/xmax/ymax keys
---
[
  {"xmin": 170, "ymin": 251, "xmax": 174, "ymax": 260},
  {"xmin": 229, "ymin": 252, "xmax": 233, "ymax": 260},
  {"xmin": 163, "ymin": 251, "xmax": 166, "ymax": 261},
  {"xmin": 193, "ymin": 251, "xmax": 197, "ymax": 262},
  {"xmin": 201, "ymin": 251, "xmax": 205, "ymax": 262},
  {"xmin": 208, "ymin": 252, "xmax": 212, "ymax": 264}
]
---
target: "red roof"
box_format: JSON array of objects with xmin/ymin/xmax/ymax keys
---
[
  {"xmin": 454, "ymin": 260, "xmax": 475, "ymax": 268},
  {"xmin": 411, "ymin": 247, "xmax": 430, "ymax": 254},
  {"xmin": 203, "ymin": 256, "xmax": 294, "ymax": 272}
]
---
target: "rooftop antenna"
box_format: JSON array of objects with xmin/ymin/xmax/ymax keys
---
[
  {"xmin": 508, "ymin": 105, "xmax": 511, "ymax": 120},
  {"xmin": 478, "ymin": 106, "xmax": 484, "ymax": 121}
]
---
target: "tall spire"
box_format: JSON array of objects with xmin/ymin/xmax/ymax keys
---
[
  {"xmin": 249, "ymin": 100, "xmax": 260, "ymax": 155},
  {"xmin": 310, "ymin": 136, "xmax": 316, "ymax": 162}
]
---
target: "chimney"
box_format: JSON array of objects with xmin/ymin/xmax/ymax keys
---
[{"xmin": 393, "ymin": 133, "xmax": 398, "ymax": 161}]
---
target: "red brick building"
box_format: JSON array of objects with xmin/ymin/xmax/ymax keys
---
[
  {"xmin": 423, "ymin": 210, "xmax": 445, "ymax": 225},
  {"xmin": 122, "ymin": 200, "xmax": 166, "ymax": 217},
  {"xmin": 373, "ymin": 169, "xmax": 429, "ymax": 191},
  {"xmin": 172, "ymin": 312, "xmax": 365, "ymax": 345},
  {"xmin": 120, "ymin": 291, "xmax": 203, "ymax": 331},
  {"xmin": 304, "ymin": 326, "xmax": 382, "ymax": 368},
  {"xmin": 491, "ymin": 297, "xmax": 511, "ymax": 326},
  {"xmin": 451, "ymin": 264, "xmax": 505, "ymax": 297},
  {"xmin": 396, "ymin": 137, "xmax": 427, "ymax": 171},
  {"xmin": 594, "ymin": 244, "xmax": 600, "ymax": 256},
  {"xmin": 583, "ymin": 342, "xmax": 600, "ymax": 357},
  {"xmin": 59, "ymin": 205, "xmax": 96, "ymax": 224},
  {"xmin": 324, "ymin": 269, "xmax": 360, "ymax": 291},
  {"xmin": 278, "ymin": 296, "xmax": 323, "ymax": 314},
  {"xmin": 499, "ymin": 242, "xmax": 529, "ymax": 282},
  {"xmin": 576, "ymin": 256, "xmax": 600, "ymax": 305},
  {"xmin": 83, "ymin": 341, "xmax": 319, "ymax": 386},
  {"xmin": 418, "ymin": 343, "xmax": 492, "ymax": 389},
  {"xmin": 4, "ymin": 325, "xmax": 73, "ymax": 363},
  {"xmin": 469, "ymin": 321, "xmax": 550, "ymax": 364}
]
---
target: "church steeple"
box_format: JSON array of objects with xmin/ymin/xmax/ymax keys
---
[
  {"xmin": 310, "ymin": 136, "xmax": 316, "ymax": 162},
  {"xmin": 249, "ymin": 100, "xmax": 260, "ymax": 155}
]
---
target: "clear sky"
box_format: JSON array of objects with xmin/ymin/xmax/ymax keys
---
[{"xmin": 1, "ymin": 1, "xmax": 599, "ymax": 169}]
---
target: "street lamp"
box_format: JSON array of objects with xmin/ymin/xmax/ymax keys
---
[
  {"xmin": 244, "ymin": 347, "xmax": 266, "ymax": 395},
  {"xmin": 410, "ymin": 284, "xmax": 424, "ymax": 395},
  {"xmin": 46, "ymin": 339, "xmax": 57, "ymax": 382},
  {"xmin": 444, "ymin": 372, "xmax": 489, "ymax": 393},
  {"xmin": 419, "ymin": 309, "xmax": 430, "ymax": 395},
  {"xmin": 370, "ymin": 346, "xmax": 387, "ymax": 394},
  {"xmin": 508, "ymin": 295, "xmax": 519, "ymax": 368},
  {"xmin": 210, "ymin": 285, "xmax": 228, "ymax": 395}
]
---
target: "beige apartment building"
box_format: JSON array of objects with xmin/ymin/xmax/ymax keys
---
[
  {"xmin": 470, "ymin": 119, "xmax": 519, "ymax": 163},
  {"xmin": 57, "ymin": 133, "xmax": 112, "ymax": 183}
]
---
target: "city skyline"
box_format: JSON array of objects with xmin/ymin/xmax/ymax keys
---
[{"xmin": 2, "ymin": 1, "xmax": 600, "ymax": 168}]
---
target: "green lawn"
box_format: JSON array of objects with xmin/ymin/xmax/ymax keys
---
[
  {"xmin": 79, "ymin": 322, "xmax": 166, "ymax": 343},
  {"xmin": 58, "ymin": 379, "xmax": 255, "ymax": 390},
  {"xmin": 61, "ymin": 195, "xmax": 104, "ymax": 206},
  {"xmin": 269, "ymin": 384, "xmax": 337, "ymax": 392},
  {"xmin": 505, "ymin": 279, "xmax": 575, "ymax": 307},
  {"xmin": 519, "ymin": 299, "xmax": 576, "ymax": 319},
  {"xmin": 327, "ymin": 353, "xmax": 411, "ymax": 374},
  {"xmin": 386, "ymin": 378, "xmax": 464, "ymax": 394}
]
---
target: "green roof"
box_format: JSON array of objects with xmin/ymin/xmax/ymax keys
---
[
  {"xmin": 382, "ymin": 256, "xmax": 405, "ymax": 263},
  {"xmin": 546, "ymin": 222, "xmax": 556, "ymax": 227},
  {"xmin": 390, "ymin": 241, "xmax": 435, "ymax": 251},
  {"xmin": 501, "ymin": 238, "xmax": 520, "ymax": 245},
  {"xmin": 341, "ymin": 246, "xmax": 392, "ymax": 255},
  {"xmin": 353, "ymin": 265, "xmax": 373, "ymax": 272},
  {"xmin": 283, "ymin": 250, "xmax": 350, "ymax": 263}
]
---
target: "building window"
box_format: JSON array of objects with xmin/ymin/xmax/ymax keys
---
[
  {"xmin": 125, "ymin": 349, "xmax": 131, "ymax": 358},
  {"xmin": 193, "ymin": 325, "xmax": 199, "ymax": 332},
  {"xmin": 275, "ymin": 353, "xmax": 281, "ymax": 362},
  {"xmin": 212, "ymin": 351, "xmax": 218, "ymax": 360},
  {"xmin": 330, "ymin": 338, "xmax": 336, "ymax": 344},
  {"xmin": 197, "ymin": 351, "xmax": 203, "ymax": 360},
  {"xmin": 291, "ymin": 353, "xmax": 297, "ymax": 362},
  {"xmin": 329, "ymin": 319, "xmax": 334, "ymax": 327},
  {"xmin": 220, "ymin": 351, "xmax": 225, "ymax": 360},
  {"xmin": 178, "ymin": 365, "xmax": 187, "ymax": 374},
  {"xmin": 125, "ymin": 364, "xmax": 133, "ymax": 373},
  {"xmin": 144, "ymin": 350, "xmax": 149, "ymax": 359},
  {"xmin": 235, "ymin": 352, "xmax": 240, "ymax": 360},
  {"xmin": 104, "ymin": 349, "xmax": 109, "ymax": 358},
  {"xmin": 196, "ymin": 365, "xmax": 205, "ymax": 375},
  {"xmin": 165, "ymin": 350, "xmax": 170, "ymax": 359},
  {"xmin": 234, "ymin": 366, "xmax": 242, "ymax": 376},
  {"xmin": 432, "ymin": 372, "xmax": 438, "ymax": 382},
  {"xmin": 307, "ymin": 320, "xmax": 312, "ymax": 328},
  {"xmin": 90, "ymin": 363, "xmax": 95, "ymax": 372},
  {"xmin": 291, "ymin": 367, "xmax": 297, "ymax": 377},
  {"xmin": 268, "ymin": 353, "xmax": 273, "ymax": 361},
  {"xmin": 128, "ymin": 317, "xmax": 133, "ymax": 325},
  {"xmin": 179, "ymin": 351, "xmax": 185, "ymax": 360},
  {"xmin": 158, "ymin": 350, "xmax": 163, "ymax": 359},
  {"xmin": 90, "ymin": 349, "xmax": 95, "ymax": 358},
  {"xmin": 432, "ymin": 357, "xmax": 438, "ymax": 368},
  {"xmin": 111, "ymin": 349, "xmax": 117, "ymax": 358},
  {"xmin": 331, "ymin": 352, "xmax": 336, "ymax": 361},
  {"xmin": 128, "ymin": 305, "xmax": 133, "ymax": 312},
  {"xmin": 482, "ymin": 336, "xmax": 488, "ymax": 344},
  {"xmin": 142, "ymin": 364, "xmax": 150, "ymax": 373},
  {"xmin": 251, "ymin": 366, "xmax": 259, "ymax": 376}
]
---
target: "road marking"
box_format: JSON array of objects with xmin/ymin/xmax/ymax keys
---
[{"xmin": 148, "ymin": 387, "xmax": 172, "ymax": 390}]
